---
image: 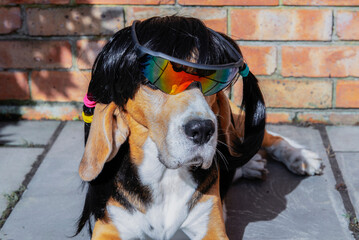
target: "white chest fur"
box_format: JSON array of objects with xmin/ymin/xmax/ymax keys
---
[{"xmin": 107, "ymin": 138, "xmax": 213, "ymax": 240}]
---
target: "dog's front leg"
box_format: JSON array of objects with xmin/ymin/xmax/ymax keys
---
[{"xmin": 92, "ymin": 219, "xmax": 122, "ymax": 240}]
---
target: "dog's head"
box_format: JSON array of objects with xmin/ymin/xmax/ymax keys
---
[{"xmin": 79, "ymin": 16, "xmax": 265, "ymax": 182}]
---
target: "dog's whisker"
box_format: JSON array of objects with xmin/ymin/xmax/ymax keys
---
[{"xmin": 216, "ymin": 148, "xmax": 229, "ymax": 171}]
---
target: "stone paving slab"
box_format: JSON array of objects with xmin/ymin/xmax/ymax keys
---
[
  {"xmin": 225, "ymin": 125, "xmax": 353, "ymax": 240},
  {"xmin": 326, "ymin": 126, "xmax": 359, "ymax": 152},
  {"xmin": 0, "ymin": 121, "xmax": 89, "ymax": 240},
  {"xmin": 0, "ymin": 148, "xmax": 43, "ymax": 216},
  {"xmin": 0, "ymin": 121, "xmax": 60, "ymax": 146},
  {"xmin": 336, "ymin": 153, "xmax": 359, "ymax": 216},
  {"xmin": 0, "ymin": 121, "xmax": 190, "ymax": 240}
]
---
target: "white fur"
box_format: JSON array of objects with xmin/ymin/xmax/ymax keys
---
[
  {"xmin": 233, "ymin": 153, "xmax": 268, "ymax": 181},
  {"xmin": 109, "ymin": 134, "xmax": 214, "ymax": 239},
  {"xmin": 265, "ymin": 131, "xmax": 324, "ymax": 175}
]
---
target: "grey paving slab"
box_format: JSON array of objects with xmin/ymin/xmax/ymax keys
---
[
  {"xmin": 336, "ymin": 153, "xmax": 359, "ymax": 215},
  {"xmin": 0, "ymin": 121, "xmax": 89, "ymax": 240},
  {"xmin": 0, "ymin": 120, "xmax": 60, "ymax": 146},
  {"xmin": 0, "ymin": 148, "xmax": 43, "ymax": 216},
  {"xmin": 326, "ymin": 126, "xmax": 359, "ymax": 152},
  {"xmin": 225, "ymin": 125, "xmax": 353, "ymax": 240}
]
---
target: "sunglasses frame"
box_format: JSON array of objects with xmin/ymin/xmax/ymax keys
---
[{"xmin": 131, "ymin": 20, "xmax": 245, "ymax": 71}]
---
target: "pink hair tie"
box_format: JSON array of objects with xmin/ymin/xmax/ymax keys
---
[{"xmin": 83, "ymin": 94, "xmax": 96, "ymax": 108}]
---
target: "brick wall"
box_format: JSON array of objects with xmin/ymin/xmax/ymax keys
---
[{"xmin": 0, "ymin": 0, "xmax": 359, "ymax": 124}]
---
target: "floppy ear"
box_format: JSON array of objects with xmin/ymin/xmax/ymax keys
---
[
  {"xmin": 209, "ymin": 91, "xmax": 243, "ymax": 156},
  {"xmin": 79, "ymin": 102, "xmax": 129, "ymax": 181},
  {"xmin": 210, "ymin": 71, "xmax": 266, "ymax": 169}
]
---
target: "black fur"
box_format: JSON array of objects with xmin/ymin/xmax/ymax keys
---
[
  {"xmin": 76, "ymin": 16, "xmax": 266, "ymax": 236},
  {"xmin": 75, "ymin": 141, "xmax": 151, "ymax": 236}
]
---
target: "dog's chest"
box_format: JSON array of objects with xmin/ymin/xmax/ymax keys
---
[{"xmin": 108, "ymin": 138, "xmax": 206, "ymax": 239}]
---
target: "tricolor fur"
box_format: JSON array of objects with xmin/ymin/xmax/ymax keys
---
[{"xmin": 75, "ymin": 16, "xmax": 324, "ymax": 240}]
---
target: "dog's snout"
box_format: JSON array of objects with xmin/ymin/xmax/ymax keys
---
[{"xmin": 184, "ymin": 119, "xmax": 215, "ymax": 145}]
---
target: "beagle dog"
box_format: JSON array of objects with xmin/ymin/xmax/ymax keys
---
[{"xmin": 75, "ymin": 16, "xmax": 324, "ymax": 240}]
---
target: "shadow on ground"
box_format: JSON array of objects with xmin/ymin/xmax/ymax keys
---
[{"xmin": 225, "ymin": 160, "xmax": 305, "ymax": 239}]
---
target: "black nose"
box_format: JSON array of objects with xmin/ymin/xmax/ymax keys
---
[{"xmin": 184, "ymin": 119, "xmax": 215, "ymax": 145}]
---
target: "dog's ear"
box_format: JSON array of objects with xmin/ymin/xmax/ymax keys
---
[
  {"xmin": 209, "ymin": 91, "xmax": 244, "ymax": 157},
  {"xmin": 79, "ymin": 102, "xmax": 129, "ymax": 181}
]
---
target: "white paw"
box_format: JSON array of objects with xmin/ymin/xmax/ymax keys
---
[
  {"xmin": 287, "ymin": 149, "xmax": 324, "ymax": 176},
  {"xmin": 234, "ymin": 153, "xmax": 268, "ymax": 180}
]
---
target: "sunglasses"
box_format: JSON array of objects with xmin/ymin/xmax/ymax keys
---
[{"xmin": 131, "ymin": 20, "xmax": 245, "ymax": 96}]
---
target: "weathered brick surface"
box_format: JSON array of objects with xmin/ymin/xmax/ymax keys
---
[
  {"xmin": 296, "ymin": 113, "xmax": 328, "ymax": 124},
  {"xmin": 240, "ymin": 46, "xmax": 276, "ymax": 75},
  {"xmin": 296, "ymin": 112, "xmax": 359, "ymax": 125},
  {"xmin": 0, "ymin": 7, "xmax": 21, "ymax": 34},
  {"xmin": 0, "ymin": 0, "xmax": 69, "ymax": 4},
  {"xmin": 329, "ymin": 112, "xmax": 359, "ymax": 125},
  {"xmin": 178, "ymin": 0, "xmax": 278, "ymax": 6},
  {"xmin": 266, "ymin": 112, "xmax": 292, "ymax": 123},
  {"xmin": 283, "ymin": 0, "xmax": 359, "ymax": 6},
  {"xmin": 337, "ymin": 10, "xmax": 359, "ymax": 40},
  {"xmin": 76, "ymin": 0, "xmax": 175, "ymax": 4},
  {"xmin": 126, "ymin": 7, "xmax": 227, "ymax": 33},
  {"xmin": 77, "ymin": 39, "xmax": 107, "ymax": 70},
  {"xmin": 31, "ymin": 71, "xmax": 90, "ymax": 102},
  {"xmin": 256, "ymin": 79, "xmax": 332, "ymax": 108},
  {"xmin": 0, "ymin": 72, "xmax": 29, "ymax": 100},
  {"xmin": 0, "ymin": 41, "xmax": 72, "ymax": 69},
  {"xmin": 21, "ymin": 105, "xmax": 82, "ymax": 120},
  {"xmin": 282, "ymin": 46, "xmax": 359, "ymax": 77},
  {"xmin": 336, "ymin": 80, "xmax": 359, "ymax": 108},
  {"xmin": 27, "ymin": 7, "xmax": 124, "ymax": 36},
  {"xmin": 230, "ymin": 9, "xmax": 332, "ymax": 41}
]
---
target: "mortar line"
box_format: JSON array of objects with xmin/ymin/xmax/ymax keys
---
[{"xmin": 317, "ymin": 125, "xmax": 359, "ymax": 240}]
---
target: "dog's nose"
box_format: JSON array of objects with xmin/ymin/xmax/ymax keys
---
[{"xmin": 184, "ymin": 119, "xmax": 215, "ymax": 145}]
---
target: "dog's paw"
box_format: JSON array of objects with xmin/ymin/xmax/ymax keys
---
[
  {"xmin": 286, "ymin": 149, "xmax": 324, "ymax": 176},
  {"xmin": 234, "ymin": 153, "xmax": 269, "ymax": 181}
]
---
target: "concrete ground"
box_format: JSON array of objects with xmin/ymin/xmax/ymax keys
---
[{"xmin": 0, "ymin": 121, "xmax": 358, "ymax": 240}]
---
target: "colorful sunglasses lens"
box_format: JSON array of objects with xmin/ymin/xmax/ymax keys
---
[{"xmin": 141, "ymin": 56, "xmax": 238, "ymax": 96}]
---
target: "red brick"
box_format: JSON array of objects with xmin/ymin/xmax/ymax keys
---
[
  {"xmin": 0, "ymin": 72, "xmax": 29, "ymax": 100},
  {"xmin": 337, "ymin": 10, "xmax": 359, "ymax": 40},
  {"xmin": 230, "ymin": 9, "xmax": 332, "ymax": 41},
  {"xmin": 0, "ymin": 41, "xmax": 72, "ymax": 69},
  {"xmin": 0, "ymin": 0, "xmax": 69, "ymax": 4},
  {"xmin": 77, "ymin": 39, "xmax": 107, "ymax": 70},
  {"xmin": 255, "ymin": 79, "xmax": 332, "ymax": 108},
  {"xmin": 295, "ymin": 111, "xmax": 359, "ymax": 125},
  {"xmin": 31, "ymin": 71, "xmax": 90, "ymax": 102},
  {"xmin": 329, "ymin": 112, "xmax": 359, "ymax": 125},
  {"xmin": 282, "ymin": 46, "xmax": 359, "ymax": 78},
  {"xmin": 283, "ymin": 0, "xmax": 359, "ymax": 6},
  {"xmin": 296, "ymin": 113, "xmax": 329, "ymax": 124},
  {"xmin": 336, "ymin": 80, "xmax": 359, "ymax": 108},
  {"xmin": 240, "ymin": 46, "xmax": 276, "ymax": 75},
  {"xmin": 178, "ymin": 0, "xmax": 278, "ymax": 5},
  {"xmin": 126, "ymin": 7, "xmax": 227, "ymax": 33},
  {"xmin": 266, "ymin": 112, "xmax": 292, "ymax": 123},
  {"xmin": 76, "ymin": 0, "xmax": 174, "ymax": 4},
  {"xmin": 0, "ymin": 8, "xmax": 21, "ymax": 34},
  {"xmin": 21, "ymin": 105, "xmax": 82, "ymax": 120},
  {"xmin": 27, "ymin": 7, "xmax": 124, "ymax": 36}
]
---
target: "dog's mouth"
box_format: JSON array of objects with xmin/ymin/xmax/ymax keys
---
[
  {"xmin": 183, "ymin": 156, "xmax": 204, "ymax": 168},
  {"xmin": 158, "ymin": 153, "xmax": 213, "ymax": 170}
]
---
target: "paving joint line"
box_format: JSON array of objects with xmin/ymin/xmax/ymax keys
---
[
  {"xmin": 317, "ymin": 125, "xmax": 359, "ymax": 240},
  {"xmin": 0, "ymin": 121, "xmax": 67, "ymax": 231}
]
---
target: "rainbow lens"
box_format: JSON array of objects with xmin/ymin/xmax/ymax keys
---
[{"xmin": 141, "ymin": 56, "xmax": 238, "ymax": 96}]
